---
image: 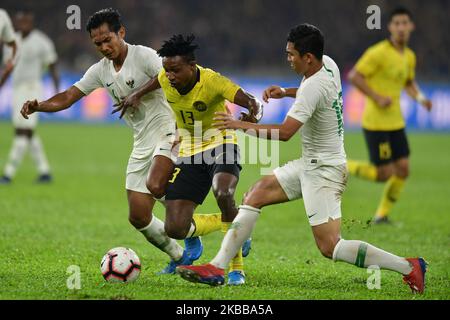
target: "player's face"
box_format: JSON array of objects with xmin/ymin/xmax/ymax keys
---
[
  {"xmin": 15, "ymin": 13, "xmax": 34, "ymax": 35},
  {"xmin": 388, "ymin": 14, "xmax": 414, "ymax": 44},
  {"xmin": 286, "ymin": 42, "xmax": 308, "ymax": 75},
  {"xmin": 90, "ymin": 23, "xmax": 125, "ymax": 60},
  {"xmin": 162, "ymin": 56, "xmax": 196, "ymax": 91}
]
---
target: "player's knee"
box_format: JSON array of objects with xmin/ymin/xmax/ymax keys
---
[
  {"xmin": 242, "ymin": 184, "xmax": 267, "ymax": 209},
  {"xmin": 316, "ymin": 239, "xmax": 338, "ymax": 259},
  {"xmin": 214, "ymin": 188, "xmax": 234, "ymax": 207},
  {"xmin": 376, "ymin": 166, "xmax": 393, "ymax": 182},
  {"xmin": 395, "ymin": 164, "xmax": 409, "ymax": 179},
  {"xmin": 128, "ymin": 214, "xmax": 150, "ymax": 230},
  {"xmin": 146, "ymin": 181, "xmax": 166, "ymax": 199},
  {"xmin": 164, "ymin": 222, "xmax": 189, "ymax": 240},
  {"xmin": 242, "ymin": 191, "xmax": 263, "ymax": 208}
]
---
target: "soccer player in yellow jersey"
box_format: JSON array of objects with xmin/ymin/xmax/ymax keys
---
[
  {"xmin": 347, "ymin": 7, "xmax": 432, "ymax": 224},
  {"xmin": 116, "ymin": 34, "xmax": 263, "ymax": 285}
]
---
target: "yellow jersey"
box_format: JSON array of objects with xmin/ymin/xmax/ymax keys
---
[
  {"xmin": 158, "ymin": 65, "xmax": 240, "ymax": 157},
  {"xmin": 355, "ymin": 39, "xmax": 416, "ymax": 131}
]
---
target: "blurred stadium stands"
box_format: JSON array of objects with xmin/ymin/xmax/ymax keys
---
[{"xmin": 1, "ymin": 0, "xmax": 449, "ymax": 129}]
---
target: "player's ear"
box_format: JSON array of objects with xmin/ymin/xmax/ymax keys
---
[
  {"xmin": 118, "ymin": 26, "xmax": 126, "ymax": 40},
  {"xmin": 387, "ymin": 21, "xmax": 394, "ymax": 34}
]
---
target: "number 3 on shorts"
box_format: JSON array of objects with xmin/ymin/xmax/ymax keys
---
[{"xmin": 169, "ymin": 168, "xmax": 181, "ymax": 183}]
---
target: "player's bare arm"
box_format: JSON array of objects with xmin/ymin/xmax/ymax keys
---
[
  {"xmin": 214, "ymin": 107, "xmax": 301, "ymax": 141},
  {"xmin": 348, "ymin": 68, "xmax": 392, "ymax": 107},
  {"xmin": 48, "ymin": 62, "xmax": 60, "ymax": 93},
  {"xmin": 0, "ymin": 40, "xmax": 17, "ymax": 88},
  {"xmin": 262, "ymin": 85, "xmax": 298, "ymax": 102},
  {"xmin": 20, "ymin": 85, "xmax": 85, "ymax": 119},
  {"xmin": 232, "ymin": 89, "xmax": 263, "ymax": 123},
  {"xmin": 405, "ymin": 80, "xmax": 432, "ymax": 111},
  {"xmin": 112, "ymin": 76, "xmax": 162, "ymax": 119}
]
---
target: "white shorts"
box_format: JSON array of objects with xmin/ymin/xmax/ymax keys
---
[
  {"xmin": 12, "ymin": 82, "xmax": 42, "ymax": 129},
  {"xmin": 125, "ymin": 121, "xmax": 176, "ymax": 194},
  {"xmin": 273, "ymin": 159, "xmax": 348, "ymax": 226}
]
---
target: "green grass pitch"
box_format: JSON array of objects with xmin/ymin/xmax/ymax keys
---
[{"xmin": 0, "ymin": 122, "xmax": 449, "ymax": 300}]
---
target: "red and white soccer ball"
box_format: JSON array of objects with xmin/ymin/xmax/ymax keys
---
[{"xmin": 101, "ymin": 247, "xmax": 141, "ymax": 283}]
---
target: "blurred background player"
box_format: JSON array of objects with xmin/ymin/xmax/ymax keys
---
[
  {"xmin": 176, "ymin": 23, "xmax": 427, "ymax": 294},
  {"xmin": 0, "ymin": 8, "xmax": 17, "ymax": 90},
  {"xmin": 347, "ymin": 7, "xmax": 432, "ymax": 224},
  {"xmin": 19, "ymin": 8, "xmax": 236, "ymax": 274},
  {"xmin": 0, "ymin": 9, "xmax": 59, "ymax": 184},
  {"xmin": 116, "ymin": 34, "xmax": 261, "ymax": 285}
]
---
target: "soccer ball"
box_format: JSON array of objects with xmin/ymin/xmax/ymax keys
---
[{"xmin": 100, "ymin": 247, "xmax": 141, "ymax": 283}]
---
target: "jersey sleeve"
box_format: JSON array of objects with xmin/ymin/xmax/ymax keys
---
[
  {"xmin": 407, "ymin": 51, "xmax": 416, "ymax": 82},
  {"xmin": 138, "ymin": 46, "xmax": 162, "ymax": 78},
  {"xmin": 0, "ymin": 10, "xmax": 16, "ymax": 43},
  {"xmin": 73, "ymin": 62, "xmax": 103, "ymax": 95},
  {"xmin": 354, "ymin": 46, "xmax": 381, "ymax": 78},
  {"xmin": 157, "ymin": 68, "xmax": 168, "ymax": 91},
  {"xmin": 40, "ymin": 33, "xmax": 58, "ymax": 66},
  {"xmin": 287, "ymin": 82, "xmax": 321, "ymax": 124},
  {"xmin": 212, "ymin": 72, "xmax": 241, "ymax": 102},
  {"xmin": 2, "ymin": 38, "xmax": 14, "ymax": 64}
]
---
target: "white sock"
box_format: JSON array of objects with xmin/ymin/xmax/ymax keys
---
[
  {"xmin": 211, "ymin": 205, "xmax": 260, "ymax": 269},
  {"xmin": 332, "ymin": 239, "xmax": 412, "ymax": 275},
  {"xmin": 138, "ymin": 215, "xmax": 184, "ymax": 261},
  {"xmin": 185, "ymin": 223, "xmax": 196, "ymax": 238},
  {"xmin": 30, "ymin": 135, "xmax": 50, "ymax": 175},
  {"xmin": 4, "ymin": 136, "xmax": 30, "ymax": 178}
]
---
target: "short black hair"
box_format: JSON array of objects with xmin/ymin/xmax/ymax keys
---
[
  {"xmin": 287, "ymin": 23, "xmax": 324, "ymax": 60},
  {"xmin": 15, "ymin": 5, "xmax": 34, "ymax": 17},
  {"xmin": 157, "ymin": 34, "xmax": 198, "ymax": 63},
  {"xmin": 389, "ymin": 6, "xmax": 413, "ymax": 22},
  {"xmin": 86, "ymin": 8, "xmax": 122, "ymax": 34},
  {"xmin": 16, "ymin": 7, "xmax": 34, "ymax": 15}
]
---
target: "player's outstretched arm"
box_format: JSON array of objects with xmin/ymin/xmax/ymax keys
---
[
  {"xmin": 348, "ymin": 69, "xmax": 392, "ymax": 107},
  {"xmin": 405, "ymin": 80, "xmax": 432, "ymax": 111},
  {"xmin": 233, "ymin": 89, "xmax": 264, "ymax": 123},
  {"xmin": 262, "ymin": 85, "xmax": 297, "ymax": 102},
  {"xmin": 20, "ymin": 85, "xmax": 84, "ymax": 119},
  {"xmin": 213, "ymin": 106, "xmax": 301, "ymax": 141},
  {"xmin": 49, "ymin": 63, "xmax": 60, "ymax": 93},
  {"xmin": 112, "ymin": 76, "xmax": 162, "ymax": 119}
]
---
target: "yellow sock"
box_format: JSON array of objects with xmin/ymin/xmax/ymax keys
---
[
  {"xmin": 192, "ymin": 213, "xmax": 222, "ymax": 237},
  {"xmin": 222, "ymin": 222, "xmax": 244, "ymax": 273},
  {"xmin": 347, "ymin": 159, "xmax": 377, "ymax": 181},
  {"xmin": 375, "ymin": 175, "xmax": 406, "ymax": 218}
]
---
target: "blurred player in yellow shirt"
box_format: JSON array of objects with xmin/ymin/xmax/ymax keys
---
[{"xmin": 347, "ymin": 7, "xmax": 432, "ymax": 223}]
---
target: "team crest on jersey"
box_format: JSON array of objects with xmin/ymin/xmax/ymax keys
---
[
  {"xmin": 193, "ymin": 101, "xmax": 207, "ymax": 112},
  {"xmin": 126, "ymin": 79, "xmax": 135, "ymax": 88}
]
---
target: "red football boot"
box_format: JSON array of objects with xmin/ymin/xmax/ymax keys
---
[
  {"xmin": 176, "ymin": 263, "xmax": 225, "ymax": 286},
  {"xmin": 403, "ymin": 257, "xmax": 428, "ymax": 294}
]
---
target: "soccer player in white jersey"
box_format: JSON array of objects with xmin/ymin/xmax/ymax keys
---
[
  {"xmin": 176, "ymin": 24, "xmax": 427, "ymax": 294},
  {"xmin": 20, "ymin": 8, "xmax": 219, "ymax": 273},
  {"xmin": 0, "ymin": 8, "xmax": 17, "ymax": 89},
  {"xmin": 0, "ymin": 10, "xmax": 58, "ymax": 184}
]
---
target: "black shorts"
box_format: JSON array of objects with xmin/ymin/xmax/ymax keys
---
[
  {"xmin": 165, "ymin": 144, "xmax": 241, "ymax": 204},
  {"xmin": 363, "ymin": 128, "xmax": 410, "ymax": 165}
]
